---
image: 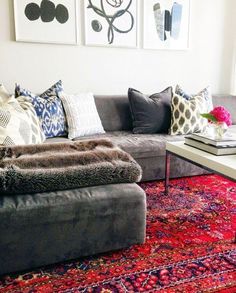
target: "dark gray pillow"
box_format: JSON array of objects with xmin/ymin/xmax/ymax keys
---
[{"xmin": 128, "ymin": 87, "xmax": 172, "ymax": 134}]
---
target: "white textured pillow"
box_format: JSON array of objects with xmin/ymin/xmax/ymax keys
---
[
  {"xmin": 60, "ymin": 92, "xmax": 105, "ymax": 139},
  {"xmin": 0, "ymin": 87, "xmax": 45, "ymax": 146}
]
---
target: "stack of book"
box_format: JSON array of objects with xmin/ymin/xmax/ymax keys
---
[{"xmin": 185, "ymin": 133, "xmax": 236, "ymax": 155}]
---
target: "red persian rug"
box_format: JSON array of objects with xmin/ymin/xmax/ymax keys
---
[{"xmin": 0, "ymin": 175, "xmax": 236, "ymax": 293}]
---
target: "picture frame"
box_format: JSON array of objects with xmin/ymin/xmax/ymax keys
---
[
  {"xmin": 13, "ymin": 0, "xmax": 78, "ymax": 45},
  {"xmin": 84, "ymin": 0, "xmax": 138, "ymax": 48},
  {"xmin": 143, "ymin": 0, "xmax": 190, "ymax": 50}
]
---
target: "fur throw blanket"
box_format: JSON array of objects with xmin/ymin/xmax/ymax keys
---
[{"xmin": 0, "ymin": 139, "xmax": 142, "ymax": 195}]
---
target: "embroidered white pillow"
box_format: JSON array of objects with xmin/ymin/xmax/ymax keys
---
[{"xmin": 60, "ymin": 92, "xmax": 105, "ymax": 139}]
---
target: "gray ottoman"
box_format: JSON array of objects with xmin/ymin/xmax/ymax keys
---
[{"xmin": 0, "ymin": 183, "xmax": 146, "ymax": 275}]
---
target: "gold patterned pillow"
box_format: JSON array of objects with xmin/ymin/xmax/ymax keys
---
[{"xmin": 170, "ymin": 93, "xmax": 209, "ymax": 135}]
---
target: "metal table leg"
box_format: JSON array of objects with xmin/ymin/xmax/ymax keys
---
[{"xmin": 165, "ymin": 151, "xmax": 170, "ymax": 195}]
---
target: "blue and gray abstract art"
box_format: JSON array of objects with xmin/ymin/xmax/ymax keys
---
[{"xmin": 153, "ymin": 2, "xmax": 182, "ymax": 41}]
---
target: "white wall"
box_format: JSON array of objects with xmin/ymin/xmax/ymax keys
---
[{"xmin": 0, "ymin": 0, "xmax": 235, "ymax": 95}]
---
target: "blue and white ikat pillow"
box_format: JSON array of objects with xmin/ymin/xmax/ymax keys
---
[
  {"xmin": 15, "ymin": 81, "xmax": 67, "ymax": 138},
  {"xmin": 175, "ymin": 85, "xmax": 213, "ymax": 111}
]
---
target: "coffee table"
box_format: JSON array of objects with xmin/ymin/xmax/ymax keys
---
[{"xmin": 165, "ymin": 141, "xmax": 236, "ymax": 194}]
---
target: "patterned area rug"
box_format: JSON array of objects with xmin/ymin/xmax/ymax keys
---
[{"xmin": 0, "ymin": 175, "xmax": 236, "ymax": 293}]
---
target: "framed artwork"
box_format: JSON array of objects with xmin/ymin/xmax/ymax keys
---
[
  {"xmin": 143, "ymin": 0, "xmax": 190, "ymax": 50},
  {"xmin": 84, "ymin": 0, "xmax": 138, "ymax": 48},
  {"xmin": 13, "ymin": 0, "xmax": 78, "ymax": 45}
]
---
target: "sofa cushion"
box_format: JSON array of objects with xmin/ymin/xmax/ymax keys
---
[
  {"xmin": 45, "ymin": 136, "xmax": 70, "ymax": 143},
  {"xmin": 15, "ymin": 81, "xmax": 67, "ymax": 138},
  {"xmin": 128, "ymin": 87, "xmax": 172, "ymax": 134},
  {"xmin": 74, "ymin": 131, "xmax": 184, "ymax": 158}
]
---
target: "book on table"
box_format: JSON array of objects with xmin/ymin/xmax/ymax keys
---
[
  {"xmin": 184, "ymin": 137, "xmax": 236, "ymax": 155},
  {"xmin": 188, "ymin": 133, "xmax": 236, "ymax": 147}
]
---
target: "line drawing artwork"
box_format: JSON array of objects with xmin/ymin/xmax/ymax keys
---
[{"xmin": 85, "ymin": 0, "xmax": 137, "ymax": 47}]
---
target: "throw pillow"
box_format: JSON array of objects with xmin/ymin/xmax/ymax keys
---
[
  {"xmin": 175, "ymin": 84, "xmax": 213, "ymax": 111},
  {"xmin": 128, "ymin": 87, "xmax": 173, "ymax": 134},
  {"xmin": 175, "ymin": 84, "xmax": 192, "ymax": 100},
  {"xmin": 0, "ymin": 84, "xmax": 10, "ymax": 104},
  {"xmin": 0, "ymin": 88, "xmax": 45, "ymax": 146},
  {"xmin": 17, "ymin": 96, "xmax": 46, "ymax": 144},
  {"xmin": 15, "ymin": 80, "xmax": 67, "ymax": 138},
  {"xmin": 59, "ymin": 92, "xmax": 105, "ymax": 139},
  {"xmin": 170, "ymin": 93, "xmax": 209, "ymax": 135}
]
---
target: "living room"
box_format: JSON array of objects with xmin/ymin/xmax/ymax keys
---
[{"xmin": 0, "ymin": 0, "xmax": 236, "ymax": 292}]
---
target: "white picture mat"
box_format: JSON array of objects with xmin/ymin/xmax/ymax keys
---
[
  {"xmin": 84, "ymin": 0, "xmax": 138, "ymax": 48},
  {"xmin": 14, "ymin": 0, "xmax": 78, "ymax": 45},
  {"xmin": 143, "ymin": 0, "xmax": 190, "ymax": 50}
]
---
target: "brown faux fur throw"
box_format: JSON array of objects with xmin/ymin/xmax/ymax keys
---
[{"xmin": 0, "ymin": 139, "xmax": 142, "ymax": 195}]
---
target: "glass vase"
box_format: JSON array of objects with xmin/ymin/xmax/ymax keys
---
[{"xmin": 214, "ymin": 122, "xmax": 228, "ymax": 140}]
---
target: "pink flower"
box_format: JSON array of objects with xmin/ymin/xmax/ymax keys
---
[{"xmin": 210, "ymin": 106, "xmax": 232, "ymax": 126}]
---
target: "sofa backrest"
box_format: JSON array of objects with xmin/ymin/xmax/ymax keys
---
[
  {"xmin": 94, "ymin": 95, "xmax": 132, "ymax": 131},
  {"xmin": 212, "ymin": 95, "xmax": 236, "ymax": 124},
  {"xmin": 95, "ymin": 94, "xmax": 236, "ymax": 131}
]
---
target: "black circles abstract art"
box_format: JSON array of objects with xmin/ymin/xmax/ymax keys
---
[
  {"xmin": 14, "ymin": 0, "xmax": 78, "ymax": 45},
  {"xmin": 24, "ymin": 0, "xmax": 69, "ymax": 24},
  {"xmin": 84, "ymin": 0, "xmax": 137, "ymax": 48}
]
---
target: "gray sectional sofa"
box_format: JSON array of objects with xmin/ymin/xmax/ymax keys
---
[
  {"xmin": 49, "ymin": 94, "xmax": 236, "ymax": 180},
  {"xmin": 1, "ymin": 93, "xmax": 235, "ymax": 276},
  {"xmin": 94, "ymin": 94, "xmax": 236, "ymax": 179}
]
